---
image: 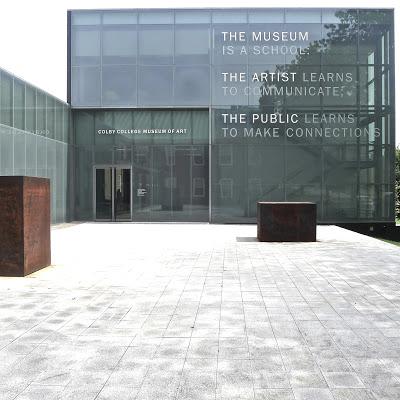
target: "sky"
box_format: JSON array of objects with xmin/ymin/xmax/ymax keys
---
[{"xmin": 0, "ymin": 0, "xmax": 398, "ymax": 143}]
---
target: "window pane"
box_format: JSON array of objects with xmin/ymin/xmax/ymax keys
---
[
  {"xmin": 321, "ymin": 24, "xmax": 357, "ymax": 65},
  {"xmin": 248, "ymin": 10, "xmax": 284, "ymax": 23},
  {"xmin": 75, "ymin": 111, "xmax": 94, "ymax": 146},
  {"xmin": 174, "ymin": 66, "xmax": 210, "ymax": 106},
  {"xmin": 55, "ymin": 103, "xmax": 63, "ymax": 141},
  {"xmin": 138, "ymin": 25, "xmax": 173, "ymax": 64},
  {"xmin": 138, "ymin": 66, "xmax": 173, "ymax": 106},
  {"xmin": 359, "ymin": 24, "xmax": 389, "ymax": 64},
  {"xmin": 13, "ymin": 132, "xmax": 26, "ymax": 174},
  {"xmin": 103, "ymin": 11, "xmax": 137, "ymax": 25},
  {"xmin": 72, "ymin": 27, "xmax": 101, "ymax": 65},
  {"xmin": 102, "ymin": 27, "xmax": 137, "ymax": 64},
  {"xmin": 71, "ymin": 12, "xmax": 101, "ymax": 25},
  {"xmin": 139, "ymin": 12, "xmax": 174, "ymax": 24},
  {"xmin": 212, "ymin": 65, "xmax": 247, "ymax": 106},
  {"xmin": 102, "ymin": 65, "xmax": 137, "ymax": 106},
  {"xmin": 1, "ymin": 72, "xmax": 13, "ymax": 126},
  {"xmin": 213, "ymin": 25, "xmax": 249, "ymax": 65},
  {"xmin": 26, "ymin": 133, "xmax": 37, "ymax": 176},
  {"xmin": 36, "ymin": 92, "xmax": 46, "ymax": 137},
  {"xmin": 26, "ymin": 86, "xmax": 36, "ymax": 133},
  {"xmin": 71, "ymin": 66, "xmax": 101, "ymax": 106},
  {"xmin": 46, "ymin": 97, "xmax": 55, "ymax": 139},
  {"xmin": 212, "ymin": 11, "xmax": 247, "ymax": 23},
  {"xmin": 192, "ymin": 110, "xmax": 209, "ymax": 144},
  {"xmin": 14, "ymin": 80, "xmax": 25, "ymax": 130},
  {"xmin": 285, "ymin": 9, "xmax": 321, "ymax": 23},
  {"xmin": 62, "ymin": 105, "xmax": 70, "ymax": 143},
  {"xmin": 175, "ymin": 11, "xmax": 210, "ymax": 24},
  {"xmin": 175, "ymin": 26, "xmax": 210, "ymax": 64}
]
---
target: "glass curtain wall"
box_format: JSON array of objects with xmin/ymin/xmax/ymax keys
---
[
  {"xmin": 70, "ymin": 9, "xmax": 395, "ymax": 223},
  {"xmin": 210, "ymin": 8, "xmax": 394, "ymax": 223},
  {"xmin": 0, "ymin": 68, "xmax": 71, "ymax": 223}
]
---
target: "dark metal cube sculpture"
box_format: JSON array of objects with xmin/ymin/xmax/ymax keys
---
[
  {"xmin": 0, "ymin": 177, "xmax": 51, "ymax": 276},
  {"xmin": 257, "ymin": 202, "xmax": 317, "ymax": 242}
]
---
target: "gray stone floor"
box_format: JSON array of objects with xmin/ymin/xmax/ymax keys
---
[{"xmin": 1, "ymin": 224, "xmax": 400, "ymax": 400}]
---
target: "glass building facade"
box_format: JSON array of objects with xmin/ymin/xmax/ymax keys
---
[
  {"xmin": 0, "ymin": 67, "xmax": 71, "ymax": 223},
  {"xmin": 67, "ymin": 8, "xmax": 395, "ymax": 223}
]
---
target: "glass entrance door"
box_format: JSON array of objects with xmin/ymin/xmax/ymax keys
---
[
  {"xmin": 114, "ymin": 168, "xmax": 131, "ymax": 221},
  {"xmin": 94, "ymin": 166, "xmax": 131, "ymax": 221}
]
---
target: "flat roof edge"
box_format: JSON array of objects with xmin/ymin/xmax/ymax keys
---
[{"xmin": 67, "ymin": 7, "xmax": 395, "ymax": 12}]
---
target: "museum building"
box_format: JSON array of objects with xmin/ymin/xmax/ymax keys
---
[{"xmin": 0, "ymin": 8, "xmax": 396, "ymax": 224}]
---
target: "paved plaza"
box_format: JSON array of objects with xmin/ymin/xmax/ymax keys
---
[{"xmin": 1, "ymin": 223, "xmax": 400, "ymax": 400}]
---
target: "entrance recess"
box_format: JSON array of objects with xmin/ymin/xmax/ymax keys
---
[{"xmin": 94, "ymin": 166, "xmax": 131, "ymax": 221}]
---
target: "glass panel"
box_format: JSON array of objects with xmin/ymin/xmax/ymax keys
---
[
  {"xmin": 25, "ymin": 86, "xmax": 36, "ymax": 134},
  {"xmin": 72, "ymin": 12, "xmax": 101, "ymax": 25},
  {"xmin": 323, "ymin": 146, "xmax": 358, "ymax": 220},
  {"xmin": 96, "ymin": 167, "xmax": 113, "ymax": 219},
  {"xmin": 139, "ymin": 12, "xmax": 174, "ymax": 24},
  {"xmin": 247, "ymin": 146, "xmax": 285, "ymax": 217},
  {"xmin": 212, "ymin": 65, "xmax": 248, "ymax": 106},
  {"xmin": 63, "ymin": 105, "xmax": 70, "ymax": 143},
  {"xmin": 132, "ymin": 146, "xmax": 152, "ymax": 221},
  {"xmin": 175, "ymin": 11, "xmax": 210, "ymax": 24},
  {"xmin": 0, "ymin": 127, "xmax": 12, "ymax": 174},
  {"xmin": 14, "ymin": 80, "xmax": 25, "ymax": 130},
  {"xmin": 322, "ymin": 9, "xmax": 355, "ymax": 24},
  {"xmin": 286, "ymin": 146, "xmax": 321, "ymax": 219},
  {"xmin": 171, "ymin": 146, "xmax": 209, "ymax": 221},
  {"xmin": 359, "ymin": 24, "xmax": 389, "ymax": 65},
  {"xmin": 212, "ymin": 11, "xmax": 247, "ymax": 23},
  {"xmin": 247, "ymin": 23, "xmax": 286, "ymax": 65},
  {"xmin": 71, "ymin": 26, "xmax": 101, "ymax": 66},
  {"xmin": 133, "ymin": 110, "xmax": 152, "ymax": 145},
  {"xmin": 55, "ymin": 142, "xmax": 65, "ymax": 222},
  {"xmin": 103, "ymin": 12, "xmax": 137, "ymax": 25},
  {"xmin": 36, "ymin": 135, "xmax": 47, "ymax": 177},
  {"xmin": 1, "ymin": 72, "xmax": 13, "ymax": 126},
  {"xmin": 46, "ymin": 140, "xmax": 57, "ymax": 222},
  {"xmin": 213, "ymin": 25, "xmax": 249, "ymax": 65},
  {"xmin": 13, "ymin": 132, "xmax": 26, "ymax": 174},
  {"xmin": 102, "ymin": 27, "xmax": 137, "ymax": 64},
  {"xmin": 138, "ymin": 25, "xmax": 174, "ymax": 65},
  {"xmin": 138, "ymin": 66, "xmax": 173, "ymax": 106},
  {"xmin": 115, "ymin": 168, "xmax": 131, "ymax": 220},
  {"xmin": 211, "ymin": 145, "xmax": 246, "ymax": 223},
  {"xmin": 114, "ymin": 112, "xmax": 134, "ymax": 146},
  {"xmin": 75, "ymin": 146, "xmax": 93, "ymax": 219},
  {"xmin": 172, "ymin": 110, "xmax": 191, "ymax": 145},
  {"xmin": 102, "ymin": 65, "xmax": 137, "ymax": 106},
  {"xmin": 95, "ymin": 111, "xmax": 115, "ymax": 146},
  {"xmin": 285, "ymin": 9, "xmax": 321, "ymax": 23},
  {"xmin": 175, "ymin": 26, "xmax": 210, "ymax": 64},
  {"xmin": 75, "ymin": 111, "xmax": 94, "ymax": 146},
  {"xmin": 26, "ymin": 133, "xmax": 37, "ymax": 177},
  {"xmin": 174, "ymin": 66, "xmax": 210, "ymax": 106},
  {"xmin": 152, "ymin": 146, "xmax": 173, "ymax": 220},
  {"xmin": 71, "ymin": 66, "xmax": 101, "ymax": 106},
  {"xmin": 321, "ymin": 23, "xmax": 357, "ymax": 65},
  {"xmin": 248, "ymin": 10, "xmax": 284, "ymax": 23},
  {"xmin": 192, "ymin": 110, "xmax": 209, "ymax": 144},
  {"xmin": 46, "ymin": 97, "xmax": 55, "ymax": 139},
  {"xmin": 55, "ymin": 103, "xmax": 63, "ymax": 141},
  {"xmin": 358, "ymin": 10, "xmax": 392, "ymax": 24},
  {"xmin": 36, "ymin": 92, "xmax": 46, "ymax": 137},
  {"xmin": 152, "ymin": 110, "xmax": 173, "ymax": 145}
]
